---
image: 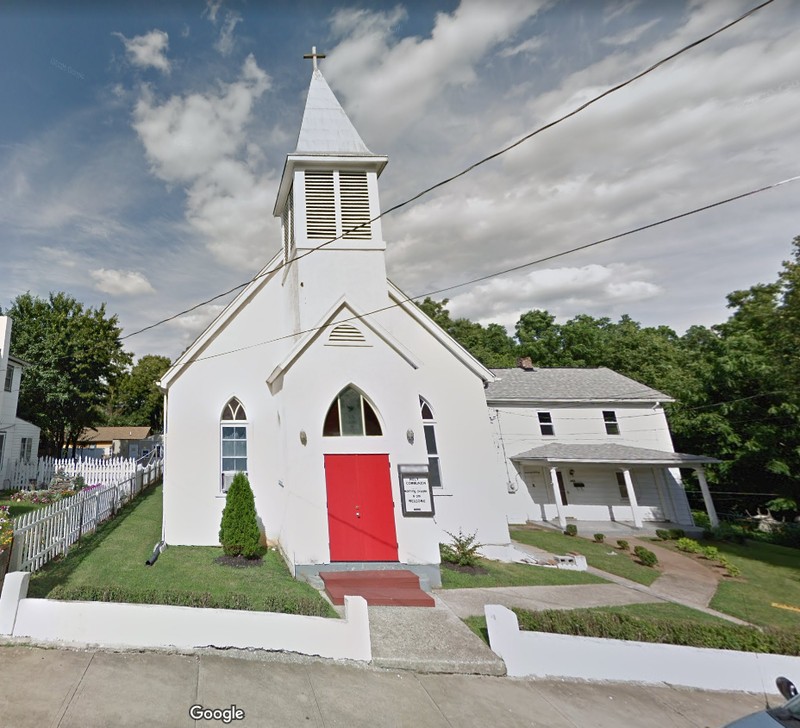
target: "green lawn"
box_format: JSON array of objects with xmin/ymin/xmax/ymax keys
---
[
  {"xmin": 510, "ymin": 527, "xmax": 660, "ymax": 586},
  {"xmin": 439, "ymin": 558, "xmax": 606, "ymax": 589},
  {"xmin": 0, "ymin": 497, "xmax": 46, "ymax": 519},
  {"xmin": 704, "ymin": 540, "xmax": 800, "ymax": 630},
  {"xmin": 465, "ymin": 602, "xmax": 746, "ymax": 646},
  {"xmin": 27, "ymin": 484, "xmax": 336, "ymax": 617}
]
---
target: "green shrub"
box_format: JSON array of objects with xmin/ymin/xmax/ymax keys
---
[
  {"xmin": 440, "ymin": 529, "xmax": 483, "ymax": 567},
  {"xmin": 713, "ymin": 522, "xmax": 748, "ymax": 545},
  {"xmin": 47, "ymin": 584, "xmax": 331, "ymax": 616},
  {"xmin": 633, "ymin": 545, "xmax": 658, "ymax": 567},
  {"xmin": 564, "ymin": 524, "xmax": 578, "ymax": 537},
  {"xmin": 512, "ymin": 608, "xmax": 800, "ymax": 656},
  {"xmin": 701, "ymin": 545, "xmax": 720, "ymax": 560},
  {"xmin": 593, "ymin": 533, "xmax": 605, "ymax": 543},
  {"xmin": 616, "ymin": 539, "xmax": 629, "ymax": 551},
  {"xmin": 717, "ymin": 556, "xmax": 741, "ymax": 578},
  {"xmin": 655, "ymin": 529, "xmax": 670, "ymax": 541},
  {"xmin": 668, "ymin": 528, "xmax": 685, "ymax": 540},
  {"xmin": 692, "ymin": 510, "xmax": 711, "ymax": 529},
  {"xmin": 676, "ymin": 537, "xmax": 702, "ymax": 553},
  {"xmin": 219, "ymin": 473, "xmax": 262, "ymax": 558}
]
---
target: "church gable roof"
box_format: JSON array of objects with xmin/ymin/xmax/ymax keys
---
[
  {"xmin": 295, "ymin": 69, "xmax": 371, "ymax": 155},
  {"xmin": 266, "ymin": 297, "xmax": 420, "ymax": 389}
]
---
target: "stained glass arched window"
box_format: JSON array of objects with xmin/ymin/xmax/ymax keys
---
[{"xmin": 323, "ymin": 386, "xmax": 382, "ymax": 436}]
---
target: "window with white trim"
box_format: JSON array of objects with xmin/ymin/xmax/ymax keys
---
[
  {"xmin": 221, "ymin": 397, "xmax": 248, "ymax": 492},
  {"xmin": 323, "ymin": 386, "xmax": 382, "ymax": 436},
  {"xmin": 420, "ymin": 397, "xmax": 443, "ymax": 489},
  {"xmin": 20, "ymin": 437, "xmax": 33, "ymax": 462},
  {"xmin": 538, "ymin": 411, "xmax": 554, "ymax": 436},
  {"xmin": 4, "ymin": 364, "xmax": 13, "ymax": 392},
  {"xmin": 603, "ymin": 410, "xmax": 620, "ymax": 435}
]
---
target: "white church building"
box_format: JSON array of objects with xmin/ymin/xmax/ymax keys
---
[
  {"xmin": 160, "ymin": 56, "xmax": 717, "ymax": 584},
  {"xmin": 159, "ymin": 59, "xmax": 512, "ymax": 586}
]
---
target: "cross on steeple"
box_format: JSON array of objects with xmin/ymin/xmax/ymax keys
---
[{"xmin": 303, "ymin": 46, "xmax": 326, "ymax": 71}]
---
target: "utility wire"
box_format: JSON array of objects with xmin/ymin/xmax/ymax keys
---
[
  {"xmin": 120, "ymin": 0, "xmax": 776, "ymax": 342},
  {"xmin": 190, "ymin": 175, "xmax": 800, "ymax": 363}
]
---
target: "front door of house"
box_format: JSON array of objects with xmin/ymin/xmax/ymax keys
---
[{"xmin": 324, "ymin": 453, "xmax": 398, "ymax": 562}]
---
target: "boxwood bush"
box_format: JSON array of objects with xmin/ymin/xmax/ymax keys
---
[{"xmin": 513, "ymin": 608, "xmax": 800, "ymax": 656}]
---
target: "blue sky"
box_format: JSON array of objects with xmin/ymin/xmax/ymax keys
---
[{"xmin": 1, "ymin": 0, "xmax": 798, "ymax": 360}]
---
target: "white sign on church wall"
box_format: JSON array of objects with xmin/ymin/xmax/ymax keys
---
[{"xmin": 398, "ymin": 464, "xmax": 435, "ymax": 517}]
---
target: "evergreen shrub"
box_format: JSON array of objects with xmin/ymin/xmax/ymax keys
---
[
  {"xmin": 616, "ymin": 539, "xmax": 629, "ymax": 551},
  {"xmin": 219, "ymin": 472, "xmax": 262, "ymax": 558},
  {"xmin": 655, "ymin": 529, "xmax": 670, "ymax": 541},
  {"xmin": 633, "ymin": 545, "xmax": 658, "ymax": 567},
  {"xmin": 593, "ymin": 533, "xmax": 605, "ymax": 543},
  {"xmin": 564, "ymin": 524, "xmax": 578, "ymax": 537}
]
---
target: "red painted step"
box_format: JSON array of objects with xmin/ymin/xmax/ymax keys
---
[{"xmin": 320, "ymin": 569, "xmax": 435, "ymax": 607}]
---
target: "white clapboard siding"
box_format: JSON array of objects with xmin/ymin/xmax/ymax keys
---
[{"xmin": 10, "ymin": 460, "xmax": 163, "ymax": 573}]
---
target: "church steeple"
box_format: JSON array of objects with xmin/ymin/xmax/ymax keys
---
[{"xmin": 273, "ymin": 49, "xmax": 388, "ymax": 265}]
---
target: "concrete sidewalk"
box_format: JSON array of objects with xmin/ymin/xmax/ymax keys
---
[{"xmin": 0, "ymin": 644, "xmax": 772, "ymax": 728}]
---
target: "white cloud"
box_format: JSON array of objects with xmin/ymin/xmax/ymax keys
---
[
  {"xmin": 90, "ymin": 269, "xmax": 156, "ymax": 296},
  {"xmin": 204, "ymin": 0, "xmax": 223, "ymax": 24},
  {"xmin": 445, "ymin": 264, "xmax": 661, "ymax": 330},
  {"xmin": 601, "ymin": 18, "xmax": 659, "ymax": 46},
  {"xmin": 115, "ymin": 30, "xmax": 171, "ymax": 74},
  {"xmin": 499, "ymin": 36, "xmax": 544, "ymax": 58},
  {"xmin": 324, "ymin": 0, "xmax": 547, "ymax": 145},
  {"xmin": 131, "ymin": 54, "xmax": 276, "ymax": 268},
  {"xmin": 215, "ymin": 11, "xmax": 242, "ymax": 56}
]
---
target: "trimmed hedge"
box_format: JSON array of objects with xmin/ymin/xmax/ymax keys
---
[
  {"xmin": 47, "ymin": 584, "xmax": 333, "ymax": 617},
  {"xmin": 513, "ymin": 608, "xmax": 800, "ymax": 656}
]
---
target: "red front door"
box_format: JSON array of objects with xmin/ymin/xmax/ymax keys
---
[{"xmin": 325, "ymin": 454, "xmax": 398, "ymax": 562}]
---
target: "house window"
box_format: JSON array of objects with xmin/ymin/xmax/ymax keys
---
[
  {"xmin": 616, "ymin": 471, "xmax": 629, "ymax": 500},
  {"xmin": 603, "ymin": 410, "xmax": 620, "ymax": 435},
  {"xmin": 323, "ymin": 386, "xmax": 382, "ymax": 437},
  {"xmin": 420, "ymin": 397, "xmax": 442, "ymax": 489},
  {"xmin": 4, "ymin": 364, "xmax": 13, "ymax": 392},
  {"xmin": 538, "ymin": 411, "xmax": 554, "ymax": 436},
  {"xmin": 221, "ymin": 397, "xmax": 248, "ymax": 493},
  {"xmin": 0, "ymin": 433, "xmax": 5, "ymax": 466},
  {"xmin": 20, "ymin": 437, "xmax": 32, "ymax": 462}
]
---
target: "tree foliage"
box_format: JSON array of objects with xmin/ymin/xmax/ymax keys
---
[
  {"xmin": 418, "ymin": 236, "xmax": 800, "ymax": 513},
  {"xmin": 219, "ymin": 472, "xmax": 262, "ymax": 558},
  {"xmin": 104, "ymin": 354, "xmax": 171, "ymax": 430},
  {"xmin": 3, "ymin": 292, "xmax": 131, "ymax": 456}
]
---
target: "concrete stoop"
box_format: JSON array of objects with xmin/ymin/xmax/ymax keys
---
[{"xmin": 367, "ymin": 601, "xmax": 506, "ymax": 676}]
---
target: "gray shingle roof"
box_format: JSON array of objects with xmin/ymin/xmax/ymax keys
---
[
  {"xmin": 511, "ymin": 443, "xmax": 718, "ymax": 465},
  {"xmin": 485, "ymin": 367, "xmax": 671, "ymax": 403}
]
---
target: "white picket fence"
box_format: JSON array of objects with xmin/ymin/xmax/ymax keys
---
[
  {"xmin": 9, "ymin": 459, "xmax": 163, "ymax": 573},
  {"xmin": 2, "ymin": 456, "xmax": 138, "ymax": 491}
]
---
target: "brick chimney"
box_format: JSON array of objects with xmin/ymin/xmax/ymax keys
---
[{"xmin": 516, "ymin": 356, "xmax": 534, "ymax": 371}]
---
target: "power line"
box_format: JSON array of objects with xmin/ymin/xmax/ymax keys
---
[
  {"xmin": 121, "ymin": 0, "xmax": 776, "ymax": 342},
  {"xmin": 190, "ymin": 175, "xmax": 800, "ymax": 363}
]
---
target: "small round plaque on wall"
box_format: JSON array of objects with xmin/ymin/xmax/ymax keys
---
[
  {"xmin": 406, "ymin": 429, "xmax": 414, "ymax": 444},
  {"xmin": 300, "ymin": 430, "xmax": 307, "ymax": 446}
]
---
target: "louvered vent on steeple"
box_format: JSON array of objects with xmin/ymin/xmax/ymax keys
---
[
  {"xmin": 282, "ymin": 187, "xmax": 294, "ymax": 260},
  {"xmin": 339, "ymin": 171, "xmax": 371, "ymax": 239},
  {"xmin": 305, "ymin": 171, "xmax": 336, "ymax": 240},
  {"xmin": 327, "ymin": 323, "xmax": 368, "ymax": 345}
]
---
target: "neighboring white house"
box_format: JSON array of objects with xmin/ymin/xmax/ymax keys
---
[
  {"xmin": 0, "ymin": 317, "xmax": 41, "ymax": 490},
  {"xmin": 487, "ymin": 361, "xmax": 720, "ymax": 530},
  {"xmin": 159, "ymin": 61, "xmax": 511, "ymax": 586}
]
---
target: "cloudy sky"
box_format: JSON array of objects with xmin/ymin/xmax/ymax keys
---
[{"xmin": 1, "ymin": 0, "xmax": 798, "ymax": 360}]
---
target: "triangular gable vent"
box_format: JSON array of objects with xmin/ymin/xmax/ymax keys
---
[{"xmin": 327, "ymin": 323, "xmax": 368, "ymax": 346}]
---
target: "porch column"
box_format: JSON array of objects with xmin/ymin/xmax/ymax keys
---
[
  {"xmin": 548, "ymin": 466, "xmax": 566, "ymax": 530},
  {"xmin": 621, "ymin": 468, "xmax": 642, "ymax": 528},
  {"xmin": 694, "ymin": 466, "xmax": 719, "ymax": 528}
]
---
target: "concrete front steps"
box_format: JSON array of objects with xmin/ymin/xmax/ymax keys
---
[{"xmin": 321, "ymin": 569, "xmax": 435, "ymax": 607}]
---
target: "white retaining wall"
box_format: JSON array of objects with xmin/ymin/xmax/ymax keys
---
[
  {"xmin": 0, "ymin": 572, "xmax": 371, "ymax": 662},
  {"xmin": 485, "ymin": 605, "xmax": 800, "ymax": 692}
]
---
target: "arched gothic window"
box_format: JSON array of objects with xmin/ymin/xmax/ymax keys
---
[
  {"xmin": 221, "ymin": 397, "xmax": 248, "ymax": 492},
  {"xmin": 323, "ymin": 386, "xmax": 382, "ymax": 436},
  {"xmin": 420, "ymin": 396, "xmax": 442, "ymax": 489}
]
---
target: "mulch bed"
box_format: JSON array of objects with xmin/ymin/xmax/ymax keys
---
[
  {"xmin": 442, "ymin": 562, "xmax": 489, "ymax": 575},
  {"xmin": 214, "ymin": 554, "xmax": 263, "ymax": 568}
]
